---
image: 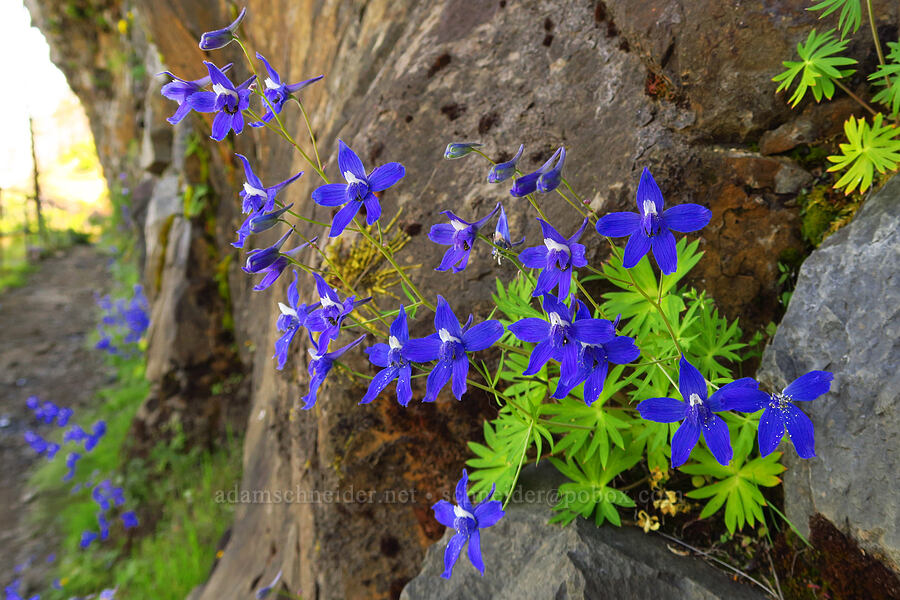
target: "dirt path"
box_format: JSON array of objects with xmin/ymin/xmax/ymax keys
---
[{"xmin": 0, "ymin": 244, "xmax": 111, "ymax": 587}]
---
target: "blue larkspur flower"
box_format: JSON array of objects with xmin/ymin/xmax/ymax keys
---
[
  {"xmin": 596, "ymin": 167, "xmax": 711, "ymax": 275},
  {"xmin": 243, "ymin": 230, "xmax": 293, "ymax": 273},
  {"xmin": 487, "ymin": 144, "xmax": 523, "ymax": 183},
  {"xmin": 508, "ymin": 295, "xmax": 615, "ymax": 395},
  {"xmin": 637, "ymin": 357, "xmax": 752, "ymax": 467},
  {"xmin": 273, "ymin": 271, "xmax": 320, "ymax": 370},
  {"xmin": 404, "ymin": 296, "xmax": 504, "ymax": 402},
  {"xmin": 305, "ymin": 273, "xmax": 371, "ymax": 346},
  {"xmin": 198, "ymin": 7, "xmax": 246, "ymax": 50},
  {"xmin": 518, "ymin": 218, "xmax": 588, "ymax": 299},
  {"xmin": 444, "ymin": 142, "xmax": 482, "ymax": 159},
  {"xmin": 312, "ymin": 140, "xmax": 406, "ymax": 237},
  {"xmin": 80, "ymin": 530, "xmax": 99, "ymax": 549},
  {"xmin": 235, "ymin": 153, "xmax": 304, "ymax": 215},
  {"xmin": 723, "ymin": 371, "xmax": 833, "ymax": 459},
  {"xmin": 252, "ymin": 53, "xmax": 323, "ymax": 126},
  {"xmin": 552, "ymin": 308, "xmax": 639, "ymax": 405},
  {"xmin": 429, "ymin": 203, "xmax": 500, "ymax": 273},
  {"xmin": 187, "ymin": 62, "xmax": 256, "ymax": 141},
  {"xmin": 510, "ymin": 147, "xmax": 564, "ymax": 197},
  {"xmin": 302, "ymin": 335, "xmax": 367, "ymax": 410},
  {"xmin": 432, "ymin": 469, "xmax": 504, "ymax": 579},
  {"xmin": 491, "ymin": 204, "xmax": 525, "ymax": 264},
  {"xmin": 121, "ymin": 511, "xmax": 139, "ymax": 529},
  {"xmin": 159, "ymin": 63, "xmax": 233, "ymax": 124},
  {"xmin": 360, "ymin": 305, "xmax": 414, "ymax": 406},
  {"xmin": 248, "ymin": 236, "xmax": 317, "ymax": 292},
  {"xmin": 24, "ymin": 431, "xmax": 47, "ymax": 454}
]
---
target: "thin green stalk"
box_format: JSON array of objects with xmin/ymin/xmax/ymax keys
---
[
  {"xmin": 866, "ymin": 0, "xmax": 886, "ymax": 68},
  {"xmin": 833, "ymin": 80, "xmax": 878, "ymax": 116},
  {"xmin": 295, "ymin": 98, "xmax": 323, "ymax": 173}
]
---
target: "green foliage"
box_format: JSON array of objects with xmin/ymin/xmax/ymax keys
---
[
  {"xmin": 468, "ymin": 240, "xmax": 766, "ymax": 531},
  {"xmin": 773, "ymin": 29, "xmax": 856, "ymax": 107},
  {"xmin": 681, "ymin": 423, "xmax": 786, "ymax": 534},
  {"xmin": 869, "ymin": 41, "xmax": 900, "ymax": 117},
  {"xmin": 807, "ymin": 0, "xmax": 862, "ymax": 39},
  {"xmin": 827, "ymin": 114, "xmax": 900, "ymax": 194}
]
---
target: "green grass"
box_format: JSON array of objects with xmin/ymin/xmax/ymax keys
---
[{"xmin": 29, "ymin": 294, "xmax": 242, "ymax": 599}]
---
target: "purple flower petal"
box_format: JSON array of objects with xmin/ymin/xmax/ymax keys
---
[
  {"xmin": 783, "ymin": 370, "xmax": 833, "ymax": 401},
  {"xmin": 622, "ymin": 230, "xmax": 651, "ymax": 268},
  {"xmin": 702, "ymin": 415, "xmax": 733, "ymax": 465},
  {"xmin": 432, "ymin": 500, "xmax": 457, "ymax": 528},
  {"xmin": 636, "ymin": 167, "xmax": 664, "ymax": 215},
  {"xmin": 596, "ymin": 212, "xmax": 641, "ymax": 237},
  {"xmin": 757, "ymin": 405, "xmax": 785, "ymax": 457},
  {"xmin": 671, "ymin": 419, "xmax": 701, "ymax": 467},
  {"xmin": 651, "ymin": 229, "xmax": 677, "ymax": 274},
  {"xmin": 337, "ymin": 140, "xmax": 366, "ymax": 180},
  {"xmin": 367, "ymin": 162, "xmax": 405, "ymax": 192},
  {"xmin": 663, "ymin": 203, "xmax": 712, "ymax": 233},
  {"xmin": 637, "ymin": 397, "xmax": 686, "ymax": 423},
  {"xmin": 677, "ymin": 356, "xmax": 707, "ymax": 402},
  {"xmin": 782, "ymin": 403, "xmax": 816, "ymax": 458}
]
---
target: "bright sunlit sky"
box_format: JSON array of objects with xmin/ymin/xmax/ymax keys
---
[{"xmin": 0, "ymin": 2, "xmax": 74, "ymax": 189}]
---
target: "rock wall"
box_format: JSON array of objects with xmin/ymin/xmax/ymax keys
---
[{"xmin": 24, "ymin": 0, "xmax": 899, "ymax": 597}]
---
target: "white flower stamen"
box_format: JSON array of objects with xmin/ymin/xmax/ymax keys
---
[
  {"xmin": 689, "ymin": 393, "xmax": 702, "ymax": 407},
  {"xmin": 264, "ymin": 77, "xmax": 280, "ymax": 90},
  {"xmin": 544, "ymin": 238, "xmax": 570, "ymax": 255},
  {"xmin": 320, "ymin": 296, "xmax": 341, "ymax": 309},
  {"xmin": 278, "ymin": 302, "xmax": 299, "ymax": 319},
  {"xmin": 243, "ymin": 182, "xmax": 267, "ymax": 197},
  {"xmin": 439, "ymin": 328, "xmax": 461, "ymax": 344},
  {"xmin": 344, "ymin": 170, "xmax": 365, "ymax": 185},
  {"xmin": 212, "ymin": 83, "xmax": 238, "ymax": 99},
  {"xmin": 453, "ymin": 504, "xmax": 475, "ymax": 521},
  {"xmin": 642, "ymin": 200, "xmax": 658, "ymax": 217},
  {"xmin": 451, "ymin": 219, "xmax": 468, "ymax": 232},
  {"xmin": 388, "ymin": 336, "xmax": 401, "ymax": 350},
  {"xmin": 548, "ymin": 312, "xmax": 568, "ymax": 327}
]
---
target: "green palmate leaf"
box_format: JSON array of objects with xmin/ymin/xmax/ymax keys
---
[
  {"xmin": 548, "ymin": 443, "xmax": 642, "ymax": 526},
  {"xmin": 773, "ymin": 29, "xmax": 856, "ymax": 107},
  {"xmin": 827, "ymin": 113, "xmax": 900, "ymax": 194},
  {"xmin": 680, "ymin": 290, "xmax": 745, "ymax": 383},
  {"xmin": 493, "ymin": 273, "xmax": 542, "ymax": 323},
  {"xmin": 807, "ymin": 0, "xmax": 862, "ymax": 39},
  {"xmin": 869, "ymin": 41, "xmax": 900, "ymax": 117},
  {"xmin": 467, "ymin": 410, "xmax": 534, "ymax": 500},
  {"xmin": 540, "ymin": 376, "xmax": 633, "ymax": 467},
  {"xmin": 680, "ymin": 426, "xmax": 786, "ymax": 533}
]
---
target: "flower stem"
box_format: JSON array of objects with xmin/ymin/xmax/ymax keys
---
[{"xmin": 833, "ymin": 80, "xmax": 878, "ymax": 116}]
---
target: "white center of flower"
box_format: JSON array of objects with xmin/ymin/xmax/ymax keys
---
[
  {"xmin": 243, "ymin": 182, "xmax": 267, "ymax": 197},
  {"xmin": 278, "ymin": 302, "xmax": 298, "ymax": 319},
  {"xmin": 308, "ymin": 348, "xmax": 323, "ymax": 361},
  {"xmin": 344, "ymin": 170, "xmax": 365, "ymax": 185},
  {"xmin": 320, "ymin": 296, "xmax": 341, "ymax": 309},
  {"xmin": 689, "ymin": 393, "xmax": 702, "ymax": 407},
  {"xmin": 548, "ymin": 312, "xmax": 567, "ymax": 327},
  {"xmin": 453, "ymin": 504, "xmax": 475, "ymax": 521},
  {"xmin": 264, "ymin": 77, "xmax": 280, "ymax": 90},
  {"xmin": 544, "ymin": 238, "xmax": 570, "ymax": 255},
  {"xmin": 439, "ymin": 328, "xmax": 461, "ymax": 344},
  {"xmin": 388, "ymin": 336, "xmax": 401, "ymax": 350},
  {"xmin": 642, "ymin": 200, "xmax": 658, "ymax": 216},
  {"xmin": 212, "ymin": 83, "xmax": 238, "ymax": 99},
  {"xmin": 450, "ymin": 219, "xmax": 468, "ymax": 232}
]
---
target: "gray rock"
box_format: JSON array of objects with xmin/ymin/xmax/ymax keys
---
[
  {"xmin": 774, "ymin": 161, "xmax": 813, "ymax": 195},
  {"xmin": 402, "ymin": 469, "xmax": 765, "ymax": 600},
  {"xmin": 758, "ymin": 175, "xmax": 900, "ymax": 569}
]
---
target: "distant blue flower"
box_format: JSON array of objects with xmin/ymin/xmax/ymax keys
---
[
  {"xmin": 312, "ymin": 140, "xmax": 406, "ymax": 237},
  {"xmin": 56, "ymin": 407, "xmax": 74, "ymax": 427},
  {"xmin": 595, "ymin": 167, "xmax": 711, "ymax": 275},
  {"xmin": 121, "ymin": 511, "xmax": 139, "ymax": 529},
  {"xmin": 80, "ymin": 530, "xmax": 99, "ymax": 549},
  {"xmin": 252, "ymin": 53, "xmax": 323, "ymax": 126},
  {"xmin": 98, "ymin": 514, "xmax": 110, "ymax": 540},
  {"xmin": 248, "ymin": 203, "xmax": 295, "ymax": 234},
  {"xmin": 187, "ymin": 61, "xmax": 256, "ymax": 141},
  {"xmin": 305, "ymin": 273, "xmax": 371, "ymax": 346},
  {"xmin": 487, "ymin": 144, "xmax": 523, "ymax": 183},
  {"xmin": 64, "ymin": 425, "xmax": 88, "ymax": 444},
  {"xmin": 99, "ymin": 588, "xmax": 118, "ymax": 600},
  {"xmin": 444, "ymin": 142, "xmax": 482, "ymax": 159},
  {"xmin": 360, "ymin": 306, "xmax": 414, "ymax": 406},
  {"xmin": 432, "ymin": 469, "xmax": 504, "ymax": 579},
  {"xmin": 159, "ymin": 63, "xmax": 233, "ymax": 124},
  {"xmin": 637, "ymin": 357, "xmax": 745, "ymax": 467},
  {"xmin": 518, "ymin": 218, "xmax": 588, "ymax": 299},
  {"xmin": 235, "ymin": 153, "xmax": 303, "ymax": 215},
  {"xmin": 26, "ymin": 396, "xmax": 39, "ymax": 410},
  {"xmin": 723, "ymin": 371, "xmax": 833, "ymax": 459},
  {"xmin": 273, "ymin": 271, "xmax": 320, "ymax": 370},
  {"xmin": 508, "ymin": 295, "xmax": 615, "ymax": 392},
  {"xmin": 34, "ymin": 400, "xmax": 59, "ymax": 423},
  {"xmin": 45, "ymin": 442, "xmax": 61, "ymax": 460},
  {"xmin": 510, "ymin": 147, "xmax": 564, "ymax": 197},
  {"xmin": 198, "ymin": 6, "xmax": 246, "ymax": 50},
  {"xmin": 63, "ymin": 452, "xmax": 80, "ymax": 482},
  {"xmin": 404, "ymin": 296, "xmax": 504, "ymax": 402},
  {"xmin": 491, "ymin": 204, "xmax": 525, "ymax": 263},
  {"xmin": 24, "ymin": 431, "xmax": 47, "ymax": 454},
  {"xmin": 84, "ymin": 421, "xmax": 106, "ymax": 452},
  {"xmin": 429, "ymin": 203, "xmax": 500, "ymax": 273},
  {"xmin": 255, "ymin": 570, "xmax": 283, "ymax": 599},
  {"xmin": 302, "ymin": 335, "xmax": 367, "ymax": 410}
]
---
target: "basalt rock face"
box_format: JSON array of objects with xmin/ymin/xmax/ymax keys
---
[
  {"xmin": 758, "ymin": 176, "xmax": 900, "ymax": 570},
  {"xmin": 24, "ymin": 0, "xmax": 899, "ymax": 598}
]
